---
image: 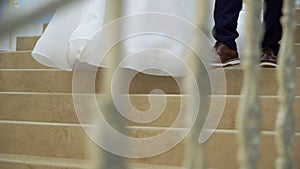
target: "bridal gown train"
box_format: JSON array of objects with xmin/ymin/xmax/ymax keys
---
[{"xmin": 31, "ymin": 0, "xmax": 246, "ymax": 77}]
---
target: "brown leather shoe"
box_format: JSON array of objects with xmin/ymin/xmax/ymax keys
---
[
  {"xmin": 260, "ymin": 47, "xmax": 277, "ymax": 68},
  {"xmin": 212, "ymin": 42, "xmax": 240, "ymax": 67}
]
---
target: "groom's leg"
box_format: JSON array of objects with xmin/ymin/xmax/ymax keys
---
[
  {"xmin": 213, "ymin": 0, "xmax": 243, "ymax": 50},
  {"xmin": 262, "ymin": 0, "xmax": 283, "ymax": 55}
]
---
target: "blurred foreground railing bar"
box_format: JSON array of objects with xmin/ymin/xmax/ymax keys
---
[
  {"xmin": 183, "ymin": 1, "xmax": 210, "ymax": 169},
  {"xmin": 275, "ymin": 0, "xmax": 296, "ymax": 168},
  {"xmin": 90, "ymin": 0, "xmax": 129, "ymax": 168},
  {"xmin": 236, "ymin": 0, "xmax": 263, "ymax": 169}
]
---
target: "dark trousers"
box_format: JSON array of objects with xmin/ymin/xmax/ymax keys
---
[{"xmin": 213, "ymin": 0, "xmax": 283, "ymax": 55}]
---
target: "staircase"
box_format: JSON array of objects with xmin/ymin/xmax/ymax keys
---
[{"xmin": 0, "ymin": 12, "xmax": 300, "ymax": 169}]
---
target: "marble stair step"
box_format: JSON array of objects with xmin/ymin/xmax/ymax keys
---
[
  {"xmin": 0, "ymin": 69, "xmax": 181, "ymax": 94},
  {"xmin": 0, "ymin": 93, "xmax": 299, "ymax": 131},
  {"xmin": 0, "ymin": 122, "xmax": 299, "ymax": 169},
  {"xmin": 0, "ymin": 68, "xmax": 299, "ymax": 95},
  {"xmin": 2, "ymin": 43, "xmax": 300, "ymax": 69}
]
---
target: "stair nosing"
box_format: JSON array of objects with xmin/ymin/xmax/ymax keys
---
[
  {"xmin": 1, "ymin": 92, "xmax": 300, "ymax": 98},
  {"xmin": 0, "ymin": 153, "xmax": 88, "ymax": 168},
  {"xmin": 0, "ymin": 153, "xmax": 183, "ymax": 169},
  {"xmin": 0, "ymin": 120, "xmax": 299, "ymax": 136}
]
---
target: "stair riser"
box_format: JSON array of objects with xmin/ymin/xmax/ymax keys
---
[
  {"xmin": 0, "ymin": 69, "xmax": 299, "ymax": 95},
  {"xmin": 0, "ymin": 69, "xmax": 182, "ymax": 94},
  {"xmin": 0, "ymin": 52, "xmax": 50, "ymax": 69},
  {"xmin": 296, "ymin": 26, "xmax": 300, "ymax": 43},
  {"xmin": 16, "ymin": 36, "xmax": 40, "ymax": 51},
  {"xmin": 297, "ymin": 8, "xmax": 300, "ymax": 24},
  {"xmin": 0, "ymin": 124, "xmax": 299, "ymax": 169},
  {"xmin": 0, "ymin": 94, "xmax": 299, "ymax": 131}
]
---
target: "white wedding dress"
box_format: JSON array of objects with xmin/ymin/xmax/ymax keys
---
[
  {"xmin": 31, "ymin": 0, "xmax": 247, "ymax": 146},
  {"xmin": 31, "ymin": 0, "xmax": 246, "ymax": 76}
]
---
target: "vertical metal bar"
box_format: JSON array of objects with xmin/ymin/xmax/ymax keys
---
[
  {"xmin": 184, "ymin": 1, "xmax": 210, "ymax": 168},
  {"xmin": 236, "ymin": 1, "xmax": 263, "ymax": 169},
  {"xmin": 89, "ymin": 0, "xmax": 129, "ymax": 168},
  {"xmin": 275, "ymin": 0, "xmax": 296, "ymax": 168}
]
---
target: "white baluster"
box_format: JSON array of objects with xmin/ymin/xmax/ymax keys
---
[
  {"xmin": 184, "ymin": 1, "xmax": 210, "ymax": 168},
  {"xmin": 90, "ymin": 0, "xmax": 129, "ymax": 168},
  {"xmin": 236, "ymin": 0, "xmax": 263, "ymax": 169},
  {"xmin": 275, "ymin": 0, "xmax": 296, "ymax": 168}
]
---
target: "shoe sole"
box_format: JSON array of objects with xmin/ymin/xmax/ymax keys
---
[
  {"xmin": 211, "ymin": 59, "xmax": 240, "ymax": 68},
  {"xmin": 260, "ymin": 62, "xmax": 277, "ymax": 68}
]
